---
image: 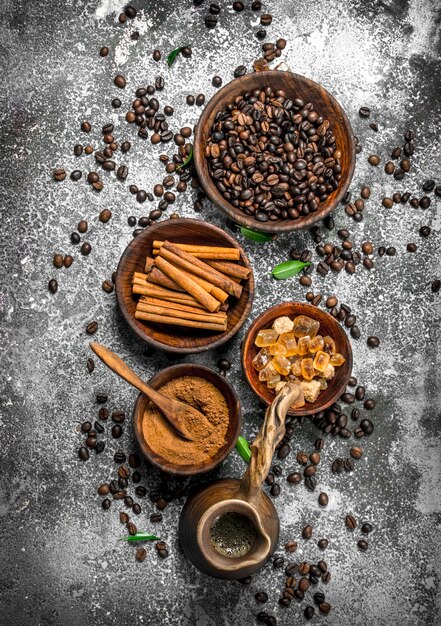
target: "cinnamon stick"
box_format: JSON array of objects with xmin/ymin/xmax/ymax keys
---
[
  {"xmin": 133, "ymin": 283, "xmax": 206, "ymax": 308},
  {"xmin": 205, "ymin": 260, "xmax": 250, "ymax": 280},
  {"xmin": 148, "ymin": 266, "xmax": 185, "ymax": 292},
  {"xmin": 154, "ymin": 256, "xmax": 221, "ymax": 312},
  {"xmin": 135, "ymin": 311, "xmax": 227, "ymax": 331},
  {"xmin": 136, "ymin": 302, "xmax": 227, "ymax": 323},
  {"xmin": 145, "ymin": 257, "xmax": 155, "ymax": 273},
  {"xmin": 147, "ymin": 265, "xmax": 228, "ymax": 303},
  {"xmin": 159, "ymin": 242, "xmax": 243, "ymax": 299},
  {"xmin": 139, "ymin": 296, "xmax": 222, "ymax": 315},
  {"xmin": 152, "ymin": 241, "xmax": 240, "ymax": 260}
]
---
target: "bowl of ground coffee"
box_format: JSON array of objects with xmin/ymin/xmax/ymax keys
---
[
  {"xmin": 194, "ymin": 70, "xmax": 355, "ymax": 232},
  {"xmin": 133, "ymin": 363, "xmax": 241, "ymax": 475}
]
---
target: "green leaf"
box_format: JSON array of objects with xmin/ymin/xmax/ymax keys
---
[
  {"xmin": 271, "ymin": 260, "xmax": 311, "ymax": 280},
  {"xmin": 176, "ymin": 145, "xmax": 193, "ymax": 171},
  {"xmin": 239, "ymin": 226, "xmax": 273, "ymax": 243},
  {"xmin": 236, "ymin": 435, "xmax": 252, "ymax": 463},
  {"xmin": 119, "ymin": 533, "xmax": 160, "ymax": 543},
  {"xmin": 166, "ymin": 47, "xmax": 185, "ymax": 67}
]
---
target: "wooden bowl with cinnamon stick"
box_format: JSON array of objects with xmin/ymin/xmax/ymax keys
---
[{"xmin": 116, "ymin": 218, "xmax": 254, "ymax": 353}]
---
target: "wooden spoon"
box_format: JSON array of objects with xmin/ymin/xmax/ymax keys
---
[{"xmin": 90, "ymin": 342, "xmax": 212, "ymax": 441}]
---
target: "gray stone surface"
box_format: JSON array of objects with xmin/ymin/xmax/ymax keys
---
[{"xmin": 0, "ymin": 0, "xmax": 440, "ymax": 624}]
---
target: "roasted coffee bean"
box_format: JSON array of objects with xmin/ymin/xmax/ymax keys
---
[
  {"xmin": 78, "ymin": 446, "xmax": 89, "ymax": 461},
  {"xmin": 367, "ymin": 336, "xmax": 380, "ymax": 348},
  {"xmin": 255, "ymin": 591, "xmax": 268, "ymax": 604},
  {"xmin": 341, "ymin": 392, "xmax": 355, "ymax": 404},
  {"xmin": 361, "ymin": 522, "xmax": 373, "ymax": 534},
  {"xmin": 96, "ymin": 393, "xmax": 108, "ymax": 404},
  {"xmin": 368, "ymin": 154, "xmax": 380, "ymax": 166},
  {"xmin": 326, "ymin": 296, "xmax": 338, "ymax": 308},
  {"xmin": 270, "ymin": 483, "xmax": 280, "ymax": 497},
  {"xmin": 350, "ymin": 446, "xmax": 363, "ymax": 459},
  {"xmin": 304, "ymin": 465, "xmax": 316, "ymax": 477},
  {"xmin": 318, "ymin": 538, "xmax": 329, "ymax": 550},
  {"xmin": 113, "ymin": 451, "xmax": 126, "ymax": 464},
  {"xmin": 70, "ymin": 170, "xmax": 82, "ymax": 181},
  {"xmin": 205, "ymin": 14, "xmax": 218, "ymax": 28},
  {"xmin": 132, "ymin": 503, "xmax": 142, "ymax": 515},
  {"xmin": 111, "ymin": 425, "xmax": 123, "ymax": 439},
  {"xmin": 305, "ymin": 476, "xmax": 317, "ymax": 491},
  {"xmin": 135, "ymin": 547, "xmax": 147, "ymax": 562},
  {"xmin": 358, "ymin": 539, "xmax": 368, "ymax": 551},
  {"xmin": 234, "ymin": 65, "xmax": 247, "ymax": 78},
  {"xmin": 315, "ymin": 437, "xmax": 325, "ymax": 450},
  {"xmin": 355, "ymin": 385, "xmax": 365, "ymax": 400},
  {"xmin": 345, "ymin": 514, "xmax": 357, "ymax": 529},
  {"xmin": 63, "ymin": 255, "xmax": 73, "ymax": 268},
  {"xmin": 114, "ymin": 75, "xmax": 126, "ymax": 88},
  {"xmin": 302, "ymin": 525, "xmax": 313, "ymax": 540},
  {"xmin": 80, "ymin": 242, "xmax": 91, "ymax": 256},
  {"xmin": 112, "ymin": 410, "xmax": 125, "ymax": 423},
  {"xmin": 360, "ymin": 419, "xmax": 374, "ymax": 435},
  {"xmin": 287, "ymin": 472, "xmax": 302, "ymax": 484},
  {"xmin": 309, "ymin": 452, "xmax": 320, "ymax": 465},
  {"xmin": 285, "ymin": 540, "xmax": 298, "ymax": 553},
  {"xmin": 407, "ymin": 242, "xmax": 417, "ymax": 252},
  {"xmin": 386, "ymin": 246, "xmax": 396, "ymax": 256},
  {"xmin": 299, "ymin": 577, "xmax": 310, "ymax": 592},
  {"xmin": 260, "ymin": 13, "xmax": 272, "ymax": 25},
  {"xmin": 318, "ymin": 492, "xmax": 329, "ymax": 506},
  {"xmin": 124, "ymin": 495, "xmax": 133, "ymax": 508},
  {"xmin": 431, "ymin": 279, "xmax": 441, "ymax": 293},
  {"xmin": 87, "ymin": 358, "xmax": 95, "ymax": 373},
  {"xmin": 102, "ymin": 498, "xmax": 111, "ymax": 510},
  {"xmin": 212, "ymin": 75, "xmax": 222, "ymax": 87},
  {"xmin": 48, "ymin": 279, "xmax": 58, "ymax": 294},
  {"xmin": 297, "ymin": 451, "xmax": 308, "ymax": 465},
  {"xmin": 298, "ymin": 561, "xmax": 309, "ymax": 575},
  {"xmin": 81, "ymin": 121, "xmax": 91, "ymax": 133},
  {"xmin": 53, "ymin": 168, "xmax": 67, "ymax": 181},
  {"xmin": 359, "ymin": 106, "xmax": 371, "ymax": 118},
  {"xmin": 420, "ymin": 196, "xmax": 431, "ymax": 209},
  {"xmin": 419, "ymin": 225, "xmax": 431, "ymax": 238},
  {"xmin": 319, "ymin": 602, "xmax": 331, "ymax": 614},
  {"xmin": 195, "ymin": 93, "xmax": 205, "ymax": 106},
  {"xmin": 277, "ymin": 443, "xmax": 290, "ymax": 459},
  {"xmin": 102, "ymin": 279, "xmax": 113, "ymax": 293},
  {"xmin": 273, "ymin": 555, "xmax": 285, "ymax": 568},
  {"xmin": 98, "ymin": 484, "xmax": 110, "ymax": 496}
]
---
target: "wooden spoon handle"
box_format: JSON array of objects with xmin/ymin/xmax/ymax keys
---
[
  {"xmin": 89, "ymin": 342, "xmax": 193, "ymax": 441},
  {"xmin": 240, "ymin": 383, "xmax": 301, "ymax": 500}
]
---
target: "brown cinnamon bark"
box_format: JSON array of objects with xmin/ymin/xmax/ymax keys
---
[
  {"xmin": 205, "ymin": 260, "xmax": 250, "ymax": 280},
  {"xmin": 154, "ymin": 256, "xmax": 221, "ymax": 312},
  {"xmin": 160, "ymin": 242, "xmax": 243, "ymax": 299},
  {"xmin": 152, "ymin": 241, "xmax": 240, "ymax": 260},
  {"xmin": 136, "ymin": 302, "xmax": 227, "ymax": 323},
  {"xmin": 135, "ymin": 311, "xmax": 226, "ymax": 331},
  {"xmin": 133, "ymin": 283, "xmax": 206, "ymax": 308}
]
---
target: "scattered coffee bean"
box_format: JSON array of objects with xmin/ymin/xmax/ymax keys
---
[
  {"xmin": 318, "ymin": 492, "xmax": 329, "ymax": 506},
  {"xmin": 302, "ymin": 525, "xmax": 313, "ymax": 540},
  {"xmin": 345, "ymin": 514, "xmax": 357, "ymax": 529},
  {"xmin": 358, "ymin": 539, "xmax": 369, "ymax": 551},
  {"xmin": 48, "ymin": 279, "xmax": 58, "ymax": 294},
  {"xmin": 431, "ymin": 279, "xmax": 440, "ymax": 293},
  {"xmin": 114, "ymin": 75, "xmax": 127, "ymax": 88},
  {"xmin": 367, "ymin": 336, "xmax": 380, "ymax": 348},
  {"xmin": 350, "ymin": 446, "xmax": 363, "ymax": 459},
  {"xmin": 318, "ymin": 538, "xmax": 329, "ymax": 550},
  {"xmin": 368, "ymin": 155, "xmax": 380, "ymax": 166}
]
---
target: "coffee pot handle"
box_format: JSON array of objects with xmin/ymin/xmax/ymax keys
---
[{"xmin": 240, "ymin": 383, "xmax": 301, "ymax": 501}]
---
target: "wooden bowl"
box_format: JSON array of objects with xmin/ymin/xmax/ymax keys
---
[
  {"xmin": 241, "ymin": 302, "xmax": 352, "ymax": 416},
  {"xmin": 132, "ymin": 363, "xmax": 242, "ymax": 476},
  {"xmin": 194, "ymin": 70, "xmax": 356, "ymax": 233},
  {"xmin": 116, "ymin": 218, "xmax": 254, "ymax": 353}
]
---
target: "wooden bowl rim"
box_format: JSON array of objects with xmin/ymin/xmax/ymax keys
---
[
  {"xmin": 194, "ymin": 70, "xmax": 356, "ymax": 233},
  {"xmin": 132, "ymin": 363, "xmax": 242, "ymax": 476},
  {"xmin": 115, "ymin": 217, "xmax": 254, "ymax": 354},
  {"xmin": 241, "ymin": 301, "xmax": 353, "ymax": 416}
]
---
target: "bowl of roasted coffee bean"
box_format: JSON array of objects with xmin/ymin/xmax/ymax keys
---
[
  {"xmin": 194, "ymin": 71, "xmax": 355, "ymax": 232},
  {"xmin": 241, "ymin": 302, "xmax": 352, "ymax": 415}
]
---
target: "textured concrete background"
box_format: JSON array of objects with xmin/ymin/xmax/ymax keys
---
[{"xmin": 0, "ymin": 0, "xmax": 440, "ymax": 624}]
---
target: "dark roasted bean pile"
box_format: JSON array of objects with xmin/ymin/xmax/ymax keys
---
[{"xmin": 205, "ymin": 88, "xmax": 341, "ymax": 223}]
